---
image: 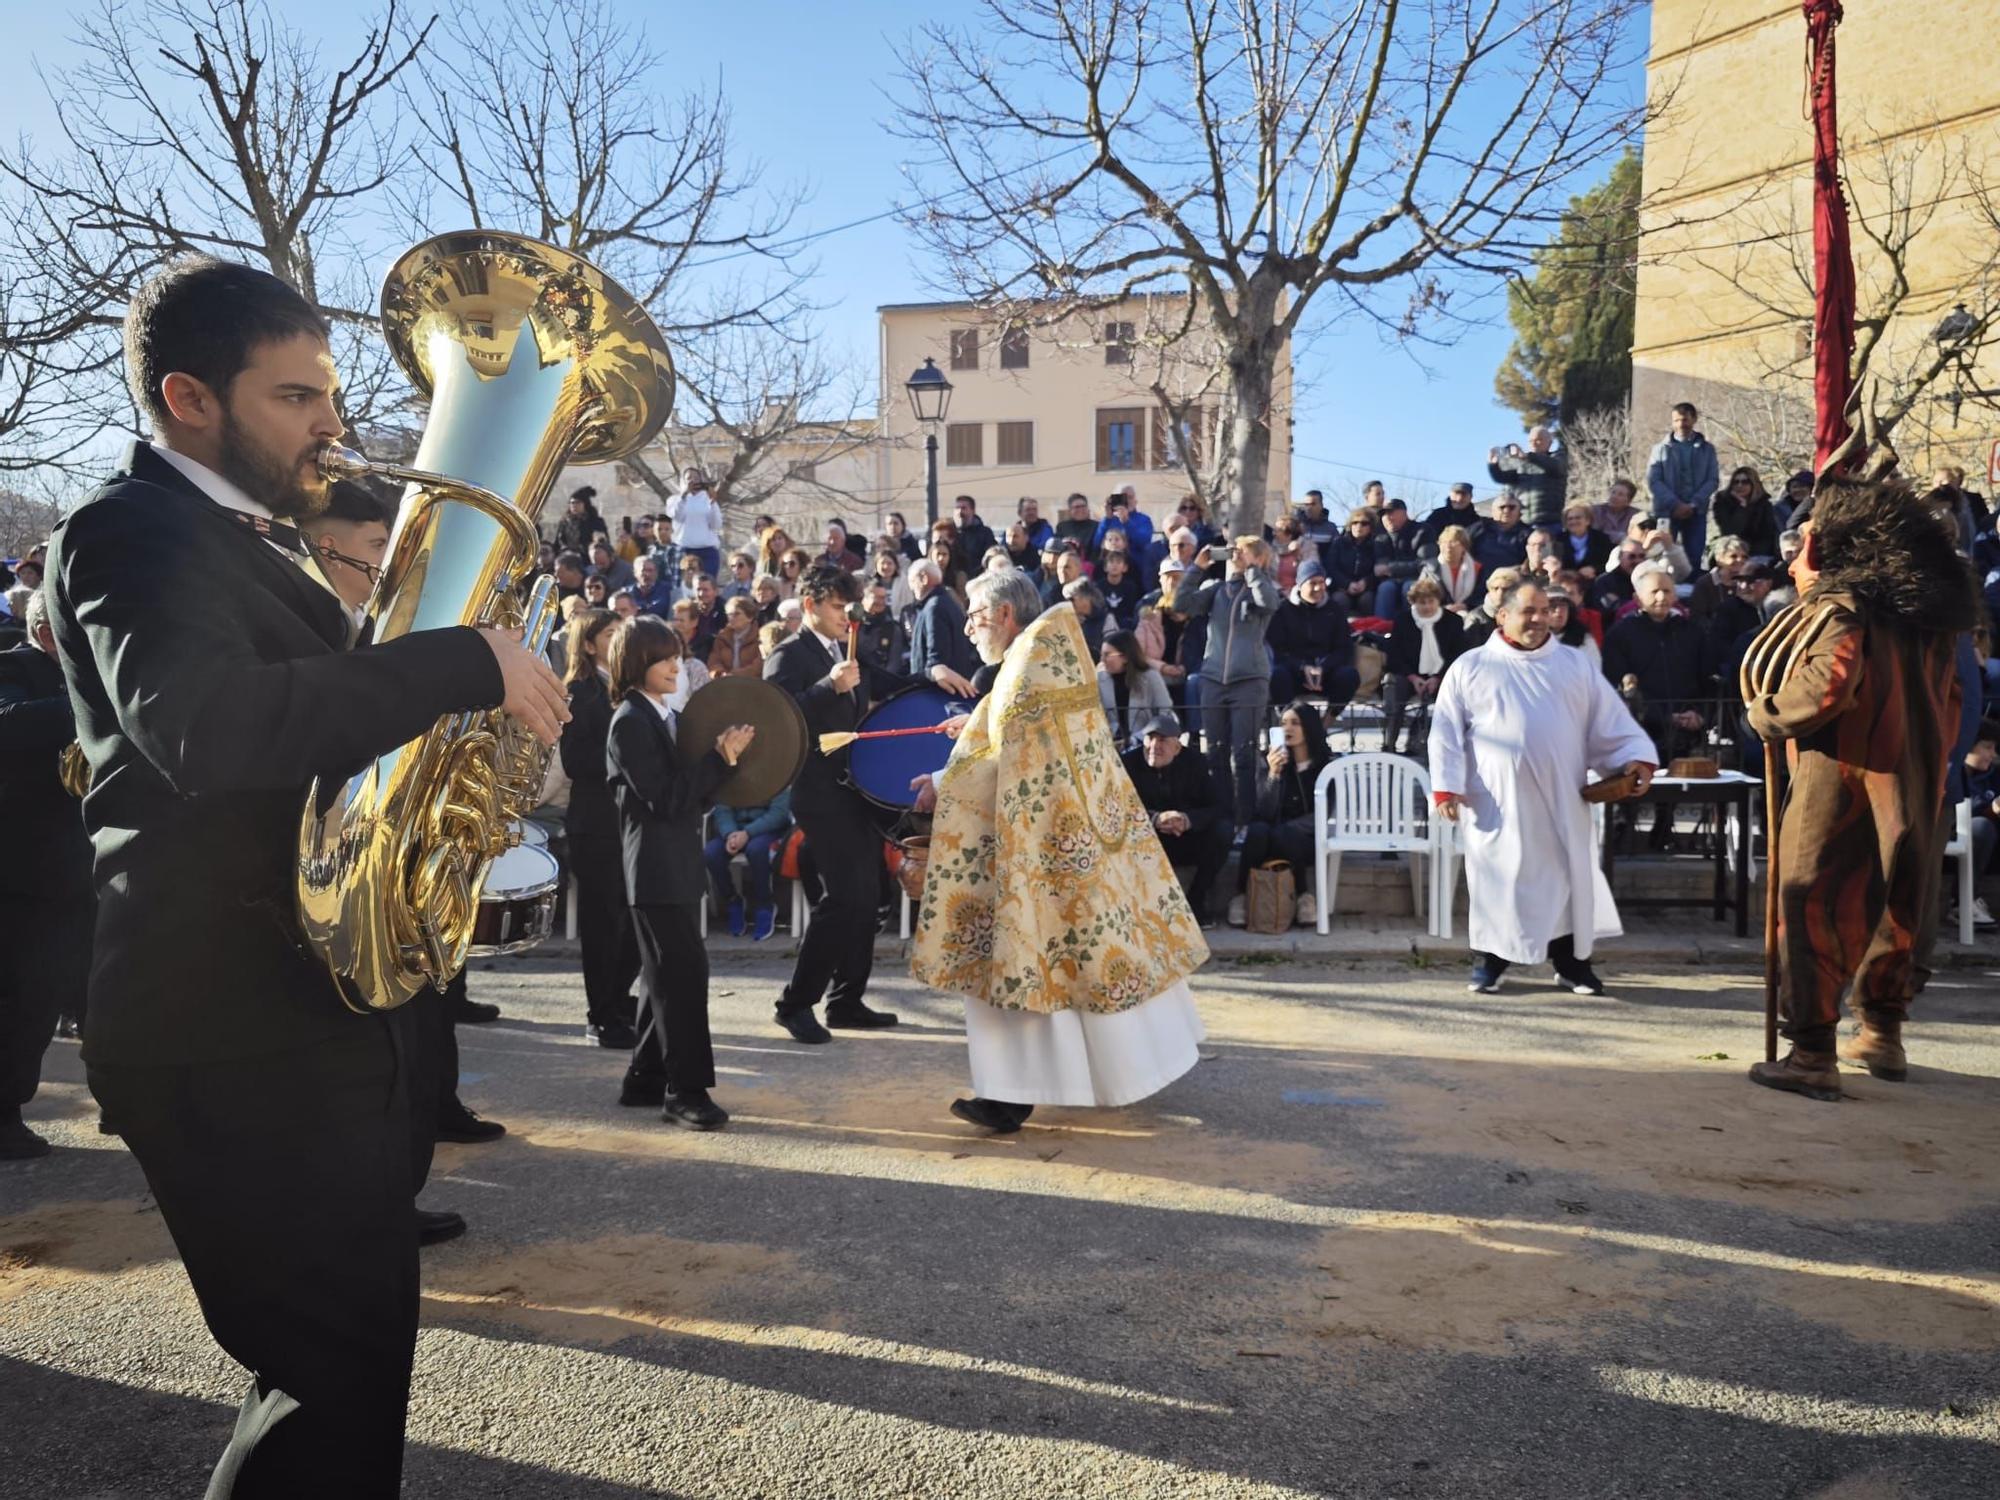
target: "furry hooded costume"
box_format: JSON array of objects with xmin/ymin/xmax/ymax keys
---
[{"xmin": 1743, "ymin": 481, "xmax": 1978, "ymax": 1057}]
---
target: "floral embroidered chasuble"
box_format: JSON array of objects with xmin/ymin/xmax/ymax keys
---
[{"xmin": 911, "ymin": 607, "xmax": 1209, "ymax": 1014}]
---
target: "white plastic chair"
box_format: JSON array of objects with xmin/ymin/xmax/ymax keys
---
[
  {"xmin": 1313, "ymin": 753, "xmax": 1440, "ymax": 936},
  {"xmin": 1943, "ymin": 798, "xmax": 1975, "ymax": 946}
]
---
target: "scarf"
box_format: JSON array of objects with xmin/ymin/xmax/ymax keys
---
[{"xmin": 1411, "ymin": 609, "xmax": 1444, "ymax": 675}]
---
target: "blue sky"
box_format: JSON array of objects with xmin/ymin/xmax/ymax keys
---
[{"xmin": 2, "ymin": 1, "xmax": 1643, "ymax": 509}]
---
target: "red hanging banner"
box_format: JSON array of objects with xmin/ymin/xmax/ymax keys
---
[{"xmin": 1803, "ymin": 1, "xmax": 1856, "ymax": 474}]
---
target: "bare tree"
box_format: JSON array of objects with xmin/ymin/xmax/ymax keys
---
[
  {"xmin": 401, "ymin": 0, "xmax": 830, "ymax": 506},
  {"xmin": 0, "ymin": 485, "xmax": 62, "ymax": 555},
  {"xmin": 649, "ymin": 314, "xmax": 876, "ymax": 519},
  {"xmin": 1693, "ymin": 121, "xmax": 2000, "ymax": 480},
  {"xmin": 0, "ymin": 0, "xmax": 431, "ymax": 474},
  {"xmin": 893, "ymin": 0, "xmax": 1649, "ymax": 533},
  {"xmin": 1556, "ymin": 402, "xmax": 1633, "ymax": 510}
]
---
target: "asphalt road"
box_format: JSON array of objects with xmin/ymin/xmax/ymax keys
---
[{"xmin": 4, "ymin": 950, "xmax": 1999, "ymax": 1499}]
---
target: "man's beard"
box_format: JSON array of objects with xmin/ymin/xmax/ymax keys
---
[{"xmin": 217, "ymin": 408, "xmax": 330, "ymax": 521}]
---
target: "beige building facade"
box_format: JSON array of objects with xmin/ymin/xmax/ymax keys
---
[
  {"xmin": 1635, "ymin": 0, "xmax": 2000, "ymax": 482},
  {"xmin": 876, "ymin": 295, "xmax": 1292, "ymax": 529},
  {"xmin": 549, "ymin": 418, "xmax": 885, "ymax": 559}
]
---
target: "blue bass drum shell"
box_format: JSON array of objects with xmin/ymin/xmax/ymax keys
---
[{"xmin": 846, "ymin": 683, "xmax": 978, "ymax": 811}]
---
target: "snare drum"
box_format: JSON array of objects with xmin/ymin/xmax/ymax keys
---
[{"xmin": 469, "ymin": 842, "xmax": 561, "ymax": 956}]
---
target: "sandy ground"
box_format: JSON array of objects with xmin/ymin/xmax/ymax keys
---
[{"xmin": 3, "ymin": 951, "xmax": 1998, "ymax": 1498}]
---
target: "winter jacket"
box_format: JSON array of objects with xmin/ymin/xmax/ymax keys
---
[
  {"xmin": 1172, "ymin": 568, "xmax": 1282, "ymax": 685},
  {"xmin": 1487, "ymin": 446, "xmax": 1569, "ymax": 527},
  {"xmin": 712, "ymin": 787, "xmax": 793, "ymax": 841},
  {"xmin": 1470, "ymin": 520, "xmax": 1531, "ymax": 572},
  {"xmin": 1383, "ymin": 606, "xmax": 1468, "ymax": 679},
  {"xmin": 1646, "ymin": 432, "xmax": 1720, "ymax": 516},
  {"xmin": 1706, "ymin": 493, "xmax": 1781, "ymax": 561},
  {"xmin": 1601, "ymin": 611, "xmax": 1718, "ymax": 713},
  {"xmin": 706, "ymin": 622, "xmax": 764, "ymax": 678},
  {"xmin": 1373, "ymin": 523, "xmax": 1426, "ymax": 580},
  {"xmin": 1327, "ymin": 534, "xmax": 1378, "ymax": 593},
  {"xmin": 1269, "ymin": 595, "xmax": 1355, "ymax": 671}
]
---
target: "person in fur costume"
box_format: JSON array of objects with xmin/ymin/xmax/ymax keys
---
[{"xmin": 1743, "ymin": 480, "xmax": 1978, "ymax": 1101}]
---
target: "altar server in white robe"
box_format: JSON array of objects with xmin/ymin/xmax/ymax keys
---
[
  {"xmin": 1430, "ymin": 577, "xmax": 1658, "ymax": 996},
  {"xmin": 910, "ymin": 567, "xmax": 1210, "ymax": 1135}
]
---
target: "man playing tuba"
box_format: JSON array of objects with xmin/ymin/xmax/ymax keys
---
[{"xmin": 46, "ymin": 257, "xmax": 568, "ymax": 1497}]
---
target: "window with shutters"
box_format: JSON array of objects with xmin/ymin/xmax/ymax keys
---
[
  {"xmin": 996, "ymin": 421, "xmax": 1034, "ymax": 465},
  {"xmin": 945, "ymin": 422, "xmax": 983, "ymax": 467},
  {"xmin": 949, "ymin": 329, "xmax": 979, "ymax": 371},
  {"xmin": 1103, "ymin": 320, "xmax": 1136, "ymax": 364},
  {"xmin": 1095, "ymin": 408, "xmax": 1143, "ymax": 471},
  {"xmin": 999, "ymin": 327, "xmax": 1030, "ymax": 369}
]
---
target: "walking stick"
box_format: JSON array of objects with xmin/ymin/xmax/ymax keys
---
[{"xmin": 1762, "ymin": 741, "xmax": 1781, "ymax": 1064}]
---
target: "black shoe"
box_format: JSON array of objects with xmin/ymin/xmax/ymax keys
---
[
  {"xmin": 97, "ymin": 1115, "xmax": 121, "ymax": 1137},
  {"xmin": 950, "ymin": 1097, "xmax": 1026, "ymax": 1134},
  {"xmin": 1467, "ymin": 959, "xmax": 1509, "ymax": 994},
  {"xmin": 1557, "ymin": 964, "xmax": 1606, "ymax": 997},
  {"xmin": 0, "ymin": 1117, "xmax": 52, "ymax": 1161},
  {"xmin": 777, "ymin": 1009, "xmax": 833, "ymax": 1044},
  {"xmin": 663, "ymin": 1089, "xmax": 729, "ymax": 1131},
  {"xmin": 417, "ymin": 1209, "xmax": 466, "ymax": 1247},
  {"xmin": 436, "ymin": 1103, "xmax": 507, "ymax": 1144},
  {"xmin": 825, "ymin": 1002, "xmax": 899, "ymax": 1030},
  {"xmin": 448, "ymin": 996, "xmax": 502, "ymax": 1024},
  {"xmin": 586, "ymin": 1021, "xmax": 638, "ymax": 1049},
  {"xmin": 55, "ymin": 1016, "xmax": 81, "ymax": 1041},
  {"xmin": 619, "ymin": 1074, "xmax": 667, "ymax": 1108}
]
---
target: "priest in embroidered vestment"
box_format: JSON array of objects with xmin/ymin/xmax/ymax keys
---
[{"xmin": 910, "ymin": 568, "xmax": 1210, "ymax": 1134}]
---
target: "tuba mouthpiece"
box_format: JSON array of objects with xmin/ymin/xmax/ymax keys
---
[{"xmin": 318, "ymin": 444, "xmax": 376, "ymax": 483}]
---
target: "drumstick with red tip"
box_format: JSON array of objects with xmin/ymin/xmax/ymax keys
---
[{"xmin": 817, "ymin": 723, "xmax": 955, "ymax": 755}]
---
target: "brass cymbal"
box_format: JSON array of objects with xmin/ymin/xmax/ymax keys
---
[{"xmin": 677, "ymin": 676, "xmax": 807, "ymax": 807}]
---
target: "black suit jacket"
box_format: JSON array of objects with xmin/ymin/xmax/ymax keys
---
[
  {"xmin": 560, "ymin": 673, "xmax": 619, "ymax": 842},
  {"xmin": 48, "ymin": 442, "xmax": 505, "ymax": 1066},
  {"xmin": 0, "ymin": 644, "xmax": 93, "ymax": 896},
  {"xmin": 605, "ymin": 691, "xmax": 733, "ymax": 904},
  {"xmin": 763, "ymin": 630, "xmax": 871, "ymax": 811}
]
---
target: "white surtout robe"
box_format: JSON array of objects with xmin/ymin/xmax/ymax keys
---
[{"xmin": 1429, "ymin": 634, "xmax": 1657, "ymax": 964}]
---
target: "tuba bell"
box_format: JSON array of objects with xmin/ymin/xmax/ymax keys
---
[{"xmin": 297, "ymin": 231, "xmax": 673, "ymax": 1012}]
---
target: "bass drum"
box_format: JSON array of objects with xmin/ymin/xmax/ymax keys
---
[
  {"xmin": 847, "ymin": 683, "xmax": 978, "ymax": 812},
  {"xmin": 468, "ymin": 841, "xmax": 561, "ymax": 956}
]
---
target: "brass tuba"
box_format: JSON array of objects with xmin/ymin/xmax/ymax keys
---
[{"xmin": 297, "ymin": 231, "xmax": 673, "ymax": 1012}]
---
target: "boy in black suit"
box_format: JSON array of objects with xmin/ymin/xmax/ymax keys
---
[
  {"xmin": 762, "ymin": 564, "xmax": 899, "ymax": 1043},
  {"xmin": 46, "ymin": 257, "xmax": 568, "ymax": 1498},
  {"xmin": 606, "ymin": 615, "xmax": 753, "ymax": 1128}
]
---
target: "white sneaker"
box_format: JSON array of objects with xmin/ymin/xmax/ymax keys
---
[
  {"xmin": 1227, "ymin": 894, "xmax": 1247, "ymax": 927},
  {"xmin": 1974, "ymin": 896, "xmax": 1996, "ymax": 928},
  {"xmin": 1295, "ymin": 893, "xmax": 1317, "ymax": 927}
]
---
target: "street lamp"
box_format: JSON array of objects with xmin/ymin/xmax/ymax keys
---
[{"xmin": 904, "ymin": 356, "xmax": 953, "ymax": 529}]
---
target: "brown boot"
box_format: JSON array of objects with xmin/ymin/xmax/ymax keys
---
[
  {"xmin": 1839, "ymin": 1014, "xmax": 1908, "ymax": 1082},
  {"xmin": 1748, "ymin": 1048, "xmax": 1842, "ymax": 1103}
]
